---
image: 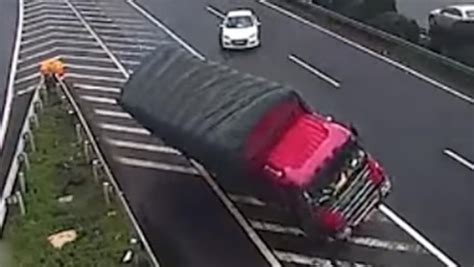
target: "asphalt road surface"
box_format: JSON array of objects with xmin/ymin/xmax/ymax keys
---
[
  {"xmin": 131, "ymin": 0, "xmax": 473, "ymax": 265},
  {"xmin": 0, "ymin": 0, "xmax": 19, "ymax": 146}
]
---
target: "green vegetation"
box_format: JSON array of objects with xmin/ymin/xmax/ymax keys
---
[{"xmin": 4, "ymin": 94, "xmax": 134, "ymax": 266}]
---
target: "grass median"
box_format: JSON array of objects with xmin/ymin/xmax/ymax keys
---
[{"xmin": 4, "ymin": 92, "xmax": 136, "ymax": 266}]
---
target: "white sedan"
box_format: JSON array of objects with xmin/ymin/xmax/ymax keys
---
[
  {"xmin": 429, "ymin": 4, "xmax": 474, "ymax": 31},
  {"xmin": 219, "ymin": 9, "xmax": 261, "ymax": 50}
]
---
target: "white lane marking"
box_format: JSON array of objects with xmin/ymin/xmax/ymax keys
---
[
  {"xmin": 274, "ymin": 250, "xmax": 371, "ymax": 267},
  {"xmin": 23, "ymin": 19, "xmax": 82, "ymax": 31},
  {"xmin": 228, "ymin": 194, "xmax": 267, "ymax": 207},
  {"xmin": 64, "ymin": 73, "xmax": 126, "ymax": 83},
  {"xmin": 14, "ymin": 72, "xmax": 40, "ymax": 85},
  {"xmin": 21, "ymin": 32, "xmax": 93, "ymax": 46},
  {"xmin": 115, "ymin": 156, "xmax": 199, "ymax": 175},
  {"xmin": 24, "ymin": 14, "xmax": 77, "ymax": 25},
  {"xmin": 250, "ymin": 220, "xmax": 305, "ymax": 236},
  {"xmin": 20, "ymin": 39, "xmax": 100, "ymax": 55},
  {"xmin": 379, "ymin": 204, "xmax": 458, "ymax": 267},
  {"xmin": 107, "ymin": 42, "xmax": 155, "ymax": 50},
  {"xmin": 122, "ymin": 59, "xmax": 140, "ymax": 66},
  {"xmin": 18, "ymin": 47, "xmax": 56, "ymax": 64},
  {"xmin": 24, "ymin": 13, "xmax": 76, "ymax": 25},
  {"xmin": 348, "ymin": 236, "xmax": 427, "ymax": 254},
  {"xmin": 206, "ymin": 5, "xmax": 225, "ymax": 19},
  {"xmin": 16, "ymin": 85, "xmax": 36, "ymax": 96},
  {"xmin": 74, "ymin": 5, "xmax": 101, "ymax": 11},
  {"xmin": 24, "ymin": 2, "xmax": 69, "ymax": 12},
  {"xmin": 443, "ymin": 149, "xmax": 474, "ymax": 171},
  {"xmin": 106, "ymin": 139, "xmax": 182, "ymax": 155},
  {"xmin": 94, "ymin": 109, "xmax": 131, "ymax": 118},
  {"xmin": 259, "ymin": 0, "xmax": 474, "ymax": 105},
  {"xmin": 24, "ymin": 9, "xmax": 74, "ymax": 19},
  {"xmin": 251, "ymin": 219, "xmax": 427, "ymax": 253},
  {"xmin": 0, "ymin": 0, "xmax": 24, "ymax": 151},
  {"xmin": 80, "ymin": 95, "xmax": 118, "ymax": 104},
  {"xmin": 127, "ymin": 0, "xmax": 206, "ymax": 61},
  {"xmin": 190, "ymin": 160, "xmax": 282, "ymax": 267},
  {"xmin": 24, "ymin": 0, "xmax": 63, "ymax": 8},
  {"xmin": 84, "ymin": 16, "xmax": 144, "ymax": 25},
  {"xmin": 94, "ymin": 28, "xmax": 157, "ymax": 37},
  {"xmin": 66, "ymin": 63, "xmax": 122, "ymax": 73},
  {"xmin": 89, "ymin": 21, "xmax": 151, "ymax": 30},
  {"xmin": 57, "ymin": 46, "xmax": 144, "ymax": 57},
  {"xmin": 22, "ymin": 25, "xmax": 88, "ymax": 38},
  {"xmin": 65, "ymin": 0, "xmax": 130, "ymax": 78},
  {"xmin": 79, "ymin": 10, "xmax": 136, "ymax": 18},
  {"xmin": 60, "ymin": 54, "xmax": 113, "ymax": 63},
  {"xmin": 288, "ymin": 54, "xmax": 340, "ymax": 88},
  {"xmin": 98, "ymin": 123, "xmax": 150, "ymax": 135},
  {"xmin": 75, "ymin": 83, "xmax": 121, "ymax": 93},
  {"xmin": 101, "ymin": 35, "xmax": 157, "ymax": 44}
]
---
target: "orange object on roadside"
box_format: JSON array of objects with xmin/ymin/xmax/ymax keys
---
[{"xmin": 40, "ymin": 58, "xmax": 65, "ymax": 77}]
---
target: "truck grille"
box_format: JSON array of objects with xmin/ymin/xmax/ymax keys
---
[{"xmin": 328, "ymin": 164, "xmax": 381, "ymax": 228}]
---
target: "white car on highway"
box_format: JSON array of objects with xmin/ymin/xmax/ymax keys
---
[
  {"xmin": 219, "ymin": 9, "xmax": 261, "ymax": 50},
  {"xmin": 429, "ymin": 4, "xmax": 474, "ymax": 31}
]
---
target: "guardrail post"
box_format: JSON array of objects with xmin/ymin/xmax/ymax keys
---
[
  {"xmin": 75, "ymin": 124, "xmax": 83, "ymax": 143},
  {"xmin": 92, "ymin": 159, "xmax": 101, "ymax": 183},
  {"xmin": 102, "ymin": 181, "xmax": 111, "ymax": 206},
  {"xmin": 83, "ymin": 140, "xmax": 91, "ymax": 163},
  {"xmin": 16, "ymin": 191, "xmax": 26, "ymax": 216},
  {"xmin": 18, "ymin": 152, "xmax": 30, "ymax": 171},
  {"xmin": 23, "ymin": 131, "xmax": 36, "ymax": 152},
  {"xmin": 34, "ymin": 99, "xmax": 43, "ymax": 115},
  {"xmin": 29, "ymin": 114, "xmax": 40, "ymax": 129},
  {"xmin": 18, "ymin": 171, "xmax": 27, "ymax": 193}
]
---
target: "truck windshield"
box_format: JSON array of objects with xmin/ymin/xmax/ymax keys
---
[{"xmin": 304, "ymin": 139, "xmax": 365, "ymax": 205}]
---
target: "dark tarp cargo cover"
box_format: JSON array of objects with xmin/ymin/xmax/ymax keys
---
[{"xmin": 120, "ymin": 43, "xmax": 303, "ymax": 174}]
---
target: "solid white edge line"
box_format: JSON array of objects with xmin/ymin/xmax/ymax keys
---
[
  {"xmin": 189, "ymin": 160, "xmax": 282, "ymax": 267},
  {"xmin": 443, "ymin": 149, "xmax": 474, "ymax": 171},
  {"xmin": 126, "ymin": 0, "xmax": 206, "ymax": 61},
  {"xmin": 206, "ymin": 5, "xmax": 225, "ymax": 19},
  {"xmin": 0, "ymin": 0, "xmax": 24, "ymax": 152},
  {"xmin": 288, "ymin": 54, "xmax": 340, "ymax": 88},
  {"xmin": 259, "ymin": 0, "xmax": 474, "ymax": 105},
  {"xmin": 64, "ymin": 0, "xmax": 130, "ymax": 78},
  {"xmin": 379, "ymin": 204, "xmax": 458, "ymax": 267}
]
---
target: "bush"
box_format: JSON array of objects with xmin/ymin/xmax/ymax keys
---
[{"xmin": 368, "ymin": 11, "xmax": 421, "ymax": 43}]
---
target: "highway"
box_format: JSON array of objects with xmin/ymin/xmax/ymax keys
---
[
  {"xmin": 131, "ymin": 0, "xmax": 473, "ymax": 265},
  {"xmin": 0, "ymin": 0, "xmax": 472, "ymax": 266}
]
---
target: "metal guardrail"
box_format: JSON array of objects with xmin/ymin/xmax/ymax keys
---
[
  {"xmin": 0, "ymin": 77, "xmax": 45, "ymax": 233},
  {"xmin": 285, "ymin": 0, "xmax": 474, "ymax": 78},
  {"xmin": 0, "ymin": 74, "xmax": 160, "ymax": 266}
]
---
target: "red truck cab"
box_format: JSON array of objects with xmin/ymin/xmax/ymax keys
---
[{"xmin": 246, "ymin": 101, "xmax": 391, "ymax": 240}]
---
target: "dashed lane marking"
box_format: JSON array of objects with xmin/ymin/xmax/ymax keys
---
[
  {"xmin": 288, "ymin": 54, "xmax": 340, "ymax": 88},
  {"xmin": 444, "ymin": 149, "xmax": 474, "ymax": 171}
]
